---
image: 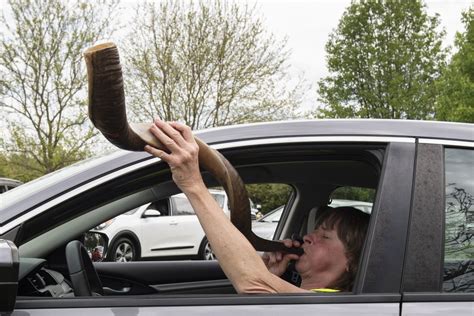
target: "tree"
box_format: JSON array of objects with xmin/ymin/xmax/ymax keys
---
[
  {"xmin": 124, "ymin": 0, "xmax": 305, "ymax": 129},
  {"xmin": 0, "ymin": 0, "xmax": 117, "ymax": 177},
  {"xmin": 316, "ymin": 1, "xmax": 447, "ymax": 119},
  {"xmin": 435, "ymin": 8, "xmax": 474, "ymax": 123},
  {"xmin": 246, "ymin": 183, "xmax": 292, "ymax": 215}
]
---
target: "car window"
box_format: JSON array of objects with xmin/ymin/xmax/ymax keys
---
[
  {"xmin": 443, "ymin": 148, "xmax": 474, "ymax": 293},
  {"xmin": 147, "ymin": 199, "xmax": 170, "ymax": 216},
  {"xmin": 211, "ymin": 193, "xmax": 225, "ymax": 209},
  {"xmin": 249, "ymin": 183, "xmax": 293, "ymax": 240},
  {"xmin": 259, "ymin": 206, "xmax": 284, "ymax": 223},
  {"xmin": 172, "ymin": 195, "xmax": 196, "ymax": 215},
  {"xmin": 329, "ymin": 186, "xmax": 375, "ymax": 213}
]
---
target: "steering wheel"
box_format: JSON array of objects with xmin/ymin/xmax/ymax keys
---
[
  {"xmin": 65, "ymin": 240, "xmax": 104, "ymax": 296},
  {"xmin": 84, "ymin": 43, "xmax": 302, "ymax": 256}
]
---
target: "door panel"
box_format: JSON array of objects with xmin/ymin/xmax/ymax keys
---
[
  {"xmin": 402, "ymin": 302, "xmax": 474, "ymax": 316},
  {"xmin": 139, "ymin": 214, "xmax": 204, "ymax": 257},
  {"xmin": 95, "ymin": 260, "xmax": 229, "ymax": 294},
  {"xmin": 13, "ymin": 303, "xmax": 400, "ymax": 316},
  {"xmin": 15, "ymin": 294, "xmax": 401, "ymax": 314}
]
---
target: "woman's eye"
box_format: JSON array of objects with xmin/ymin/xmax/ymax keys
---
[{"xmin": 322, "ymin": 235, "xmax": 330, "ymax": 239}]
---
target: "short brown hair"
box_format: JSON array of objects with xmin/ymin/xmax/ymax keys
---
[{"xmin": 314, "ymin": 206, "xmax": 370, "ymax": 291}]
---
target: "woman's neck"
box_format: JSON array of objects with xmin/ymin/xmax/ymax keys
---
[{"xmin": 299, "ymin": 272, "xmax": 338, "ymax": 290}]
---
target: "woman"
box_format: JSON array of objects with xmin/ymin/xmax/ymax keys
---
[
  {"xmin": 145, "ymin": 119, "xmax": 369, "ymax": 293},
  {"xmin": 263, "ymin": 206, "xmax": 369, "ymax": 292}
]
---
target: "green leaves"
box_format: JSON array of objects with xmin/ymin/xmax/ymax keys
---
[
  {"xmin": 317, "ymin": 0, "xmax": 447, "ymax": 120},
  {"xmin": 435, "ymin": 7, "xmax": 474, "ymax": 123},
  {"xmin": 0, "ymin": 0, "xmax": 117, "ymax": 180}
]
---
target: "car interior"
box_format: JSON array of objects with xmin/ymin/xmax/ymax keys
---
[{"xmin": 12, "ymin": 143, "xmax": 384, "ymax": 298}]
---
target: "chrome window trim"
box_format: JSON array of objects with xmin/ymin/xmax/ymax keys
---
[
  {"xmin": 213, "ymin": 136, "xmax": 414, "ymax": 150},
  {"xmin": 0, "ymin": 135, "xmax": 414, "ymax": 234},
  {"xmin": 418, "ymin": 138, "xmax": 474, "ymax": 148}
]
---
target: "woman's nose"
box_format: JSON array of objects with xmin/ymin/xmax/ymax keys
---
[{"xmin": 303, "ymin": 234, "xmax": 312, "ymax": 244}]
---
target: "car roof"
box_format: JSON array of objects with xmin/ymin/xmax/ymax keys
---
[{"xmin": 197, "ymin": 119, "xmax": 473, "ymax": 144}]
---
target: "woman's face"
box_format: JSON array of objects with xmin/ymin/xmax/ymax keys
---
[{"xmin": 295, "ymin": 223, "xmax": 348, "ymax": 282}]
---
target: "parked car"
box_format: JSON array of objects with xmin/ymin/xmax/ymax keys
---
[
  {"xmin": 0, "ymin": 120, "xmax": 472, "ymax": 315},
  {"xmin": 0, "ymin": 177, "xmax": 23, "ymax": 193},
  {"xmin": 329, "ymin": 199, "xmax": 373, "ymax": 213},
  {"xmin": 252, "ymin": 205, "xmax": 285, "ymax": 239},
  {"xmin": 253, "ymin": 199, "xmax": 373, "ymax": 239},
  {"xmin": 91, "ymin": 189, "xmax": 258, "ymax": 262}
]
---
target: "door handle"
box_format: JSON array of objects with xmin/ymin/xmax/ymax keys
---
[{"xmin": 103, "ymin": 286, "xmax": 131, "ymax": 295}]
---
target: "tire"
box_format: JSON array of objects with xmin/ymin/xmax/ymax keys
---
[
  {"xmin": 198, "ymin": 237, "xmax": 216, "ymax": 260},
  {"xmin": 109, "ymin": 237, "xmax": 137, "ymax": 262}
]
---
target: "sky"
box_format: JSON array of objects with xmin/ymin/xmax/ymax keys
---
[
  {"xmin": 250, "ymin": 0, "xmax": 473, "ymax": 110},
  {"xmin": 1, "ymin": 0, "xmax": 472, "ymax": 111}
]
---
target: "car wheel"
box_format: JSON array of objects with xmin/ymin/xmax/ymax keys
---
[
  {"xmin": 199, "ymin": 237, "xmax": 216, "ymax": 260},
  {"xmin": 109, "ymin": 237, "xmax": 137, "ymax": 262}
]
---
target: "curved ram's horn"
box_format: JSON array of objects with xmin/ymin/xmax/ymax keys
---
[{"xmin": 83, "ymin": 42, "xmax": 302, "ymax": 256}]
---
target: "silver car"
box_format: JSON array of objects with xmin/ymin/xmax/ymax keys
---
[{"xmin": 0, "ymin": 120, "xmax": 472, "ymax": 315}]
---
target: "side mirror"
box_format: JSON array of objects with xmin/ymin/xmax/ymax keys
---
[
  {"xmin": 142, "ymin": 209, "xmax": 161, "ymax": 218},
  {"xmin": 0, "ymin": 239, "xmax": 19, "ymax": 313},
  {"xmin": 83, "ymin": 232, "xmax": 108, "ymax": 262}
]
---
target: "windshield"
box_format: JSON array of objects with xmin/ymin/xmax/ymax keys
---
[
  {"xmin": 259, "ymin": 206, "xmax": 284, "ymax": 223},
  {"xmin": 0, "ymin": 150, "xmax": 126, "ymax": 210}
]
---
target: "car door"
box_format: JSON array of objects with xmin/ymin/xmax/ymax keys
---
[
  {"xmin": 9, "ymin": 137, "xmax": 416, "ymax": 315},
  {"xmin": 139, "ymin": 196, "xmax": 204, "ymax": 258},
  {"xmin": 401, "ymin": 140, "xmax": 474, "ymax": 315}
]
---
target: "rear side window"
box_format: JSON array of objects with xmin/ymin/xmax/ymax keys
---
[
  {"xmin": 172, "ymin": 196, "xmax": 196, "ymax": 215},
  {"xmin": 443, "ymin": 148, "xmax": 474, "ymax": 292},
  {"xmin": 329, "ymin": 186, "xmax": 375, "ymax": 214}
]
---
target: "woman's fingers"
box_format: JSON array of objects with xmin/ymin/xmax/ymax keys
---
[
  {"xmin": 149, "ymin": 124, "xmax": 181, "ymax": 153},
  {"xmin": 281, "ymin": 239, "xmax": 293, "ymax": 248},
  {"xmin": 170, "ymin": 121, "xmax": 194, "ymax": 143},
  {"xmin": 154, "ymin": 118, "xmax": 188, "ymax": 148},
  {"xmin": 292, "ymin": 240, "xmax": 301, "ymax": 248},
  {"xmin": 144, "ymin": 145, "xmax": 171, "ymax": 162}
]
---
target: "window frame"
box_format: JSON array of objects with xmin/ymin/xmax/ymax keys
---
[{"xmin": 402, "ymin": 140, "xmax": 474, "ymax": 302}]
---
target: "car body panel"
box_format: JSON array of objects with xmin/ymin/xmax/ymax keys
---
[{"xmin": 402, "ymin": 302, "xmax": 474, "ymax": 316}]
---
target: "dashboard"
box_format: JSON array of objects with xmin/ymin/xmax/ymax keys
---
[{"xmin": 18, "ymin": 258, "xmax": 74, "ymax": 297}]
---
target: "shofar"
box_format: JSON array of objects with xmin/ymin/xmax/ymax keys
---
[{"xmin": 83, "ymin": 42, "xmax": 302, "ymax": 256}]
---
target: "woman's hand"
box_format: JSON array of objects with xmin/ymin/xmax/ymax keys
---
[
  {"xmin": 261, "ymin": 239, "xmax": 301, "ymax": 276},
  {"xmin": 144, "ymin": 119, "xmax": 205, "ymax": 194}
]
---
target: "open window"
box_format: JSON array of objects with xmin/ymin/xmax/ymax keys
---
[{"xmin": 13, "ymin": 140, "xmax": 393, "ymax": 300}]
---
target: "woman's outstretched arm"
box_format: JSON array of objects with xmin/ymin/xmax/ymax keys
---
[{"xmin": 144, "ymin": 119, "xmax": 304, "ymax": 293}]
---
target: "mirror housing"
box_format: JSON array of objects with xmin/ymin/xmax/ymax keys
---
[
  {"xmin": 142, "ymin": 209, "xmax": 161, "ymax": 218},
  {"xmin": 0, "ymin": 239, "xmax": 19, "ymax": 313}
]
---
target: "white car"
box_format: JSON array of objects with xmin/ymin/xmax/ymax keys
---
[{"xmin": 92, "ymin": 189, "xmax": 259, "ymax": 262}]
